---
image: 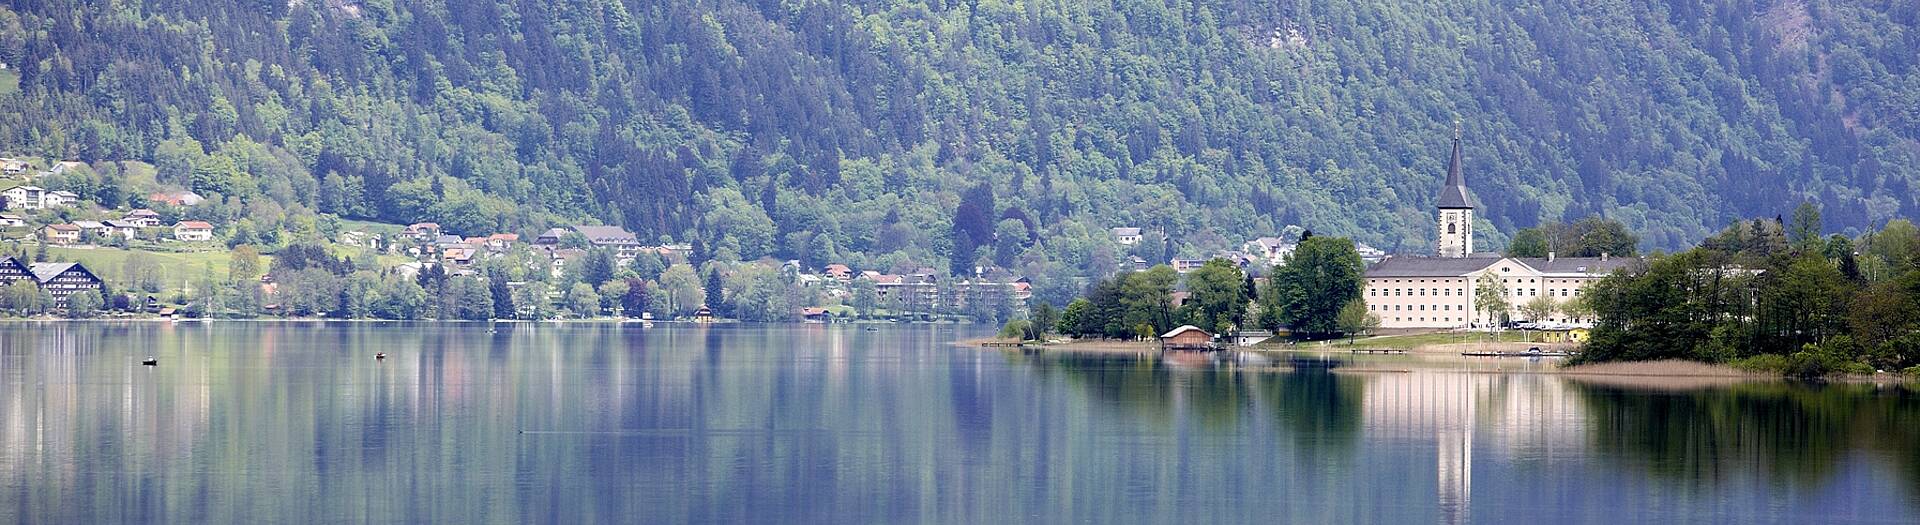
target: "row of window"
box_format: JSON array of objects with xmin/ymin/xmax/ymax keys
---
[
  {"xmin": 1371, "ymin": 286, "xmax": 1586, "ymax": 298},
  {"xmin": 1372, "ymin": 304, "xmax": 1460, "ymax": 312}
]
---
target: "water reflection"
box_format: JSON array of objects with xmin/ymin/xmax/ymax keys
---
[{"xmin": 0, "ymin": 322, "xmax": 1914, "ymax": 522}]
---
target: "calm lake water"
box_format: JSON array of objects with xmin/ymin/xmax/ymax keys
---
[{"xmin": 1, "ymin": 322, "xmax": 1917, "ymax": 523}]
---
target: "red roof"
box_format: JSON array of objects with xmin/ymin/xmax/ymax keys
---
[{"xmin": 175, "ymin": 221, "xmax": 214, "ymax": 230}]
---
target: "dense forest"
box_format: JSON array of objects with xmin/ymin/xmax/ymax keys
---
[{"xmin": 1, "ymin": 0, "xmax": 1917, "ymax": 276}]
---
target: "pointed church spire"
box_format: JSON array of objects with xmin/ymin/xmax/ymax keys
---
[{"xmin": 1436, "ymin": 124, "xmax": 1472, "ymax": 209}]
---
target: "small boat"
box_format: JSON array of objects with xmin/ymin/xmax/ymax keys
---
[
  {"xmin": 375, "ymin": 352, "xmax": 387, "ymax": 360},
  {"xmin": 863, "ymin": 326, "xmax": 879, "ymax": 332},
  {"xmin": 141, "ymin": 357, "xmax": 158, "ymax": 366}
]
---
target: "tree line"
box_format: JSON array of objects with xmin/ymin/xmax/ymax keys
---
[
  {"xmin": 1578, "ymin": 204, "xmax": 1920, "ymax": 377},
  {"xmin": 1051, "ymin": 234, "xmax": 1371, "ymax": 341}
]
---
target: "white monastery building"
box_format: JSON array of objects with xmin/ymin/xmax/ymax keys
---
[{"xmin": 1362, "ymin": 130, "xmax": 1633, "ymax": 329}]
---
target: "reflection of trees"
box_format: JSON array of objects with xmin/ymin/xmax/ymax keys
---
[
  {"xmin": 1575, "ymin": 382, "xmax": 1920, "ymax": 497},
  {"xmin": 1257, "ymin": 369, "xmax": 1365, "ymax": 456},
  {"xmin": 1019, "ymin": 352, "xmax": 1365, "ymax": 453}
]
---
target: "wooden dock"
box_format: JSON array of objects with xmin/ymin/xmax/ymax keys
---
[{"xmin": 1349, "ymin": 348, "xmax": 1407, "ymax": 355}]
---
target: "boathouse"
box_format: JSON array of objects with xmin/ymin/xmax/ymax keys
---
[{"xmin": 1158, "ymin": 325, "xmax": 1216, "ymax": 351}]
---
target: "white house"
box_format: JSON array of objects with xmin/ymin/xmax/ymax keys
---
[
  {"xmin": 1242, "ymin": 237, "xmax": 1296, "ymax": 267},
  {"xmin": 124, "ymin": 209, "xmax": 163, "ymax": 227},
  {"xmin": 1, "ymin": 185, "xmax": 44, "ymax": 210},
  {"xmin": 0, "ymin": 213, "xmax": 23, "ymax": 227},
  {"xmin": 172, "ymin": 221, "xmax": 215, "ymax": 242},
  {"xmin": 102, "ymin": 220, "xmax": 141, "ymax": 240},
  {"xmin": 40, "ymin": 190, "xmax": 77, "ymax": 208},
  {"xmin": 1112, "ymin": 227, "xmax": 1143, "ymax": 246}
]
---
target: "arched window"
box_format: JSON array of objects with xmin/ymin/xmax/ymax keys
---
[{"xmin": 1447, "ymin": 222, "xmax": 1456, "ymax": 234}]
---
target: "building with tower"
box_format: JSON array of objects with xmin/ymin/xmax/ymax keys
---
[
  {"xmin": 1360, "ymin": 131, "xmax": 1631, "ymax": 329},
  {"xmin": 1435, "ymin": 128, "xmax": 1474, "ymax": 258}
]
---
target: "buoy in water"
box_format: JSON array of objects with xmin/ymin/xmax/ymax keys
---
[{"xmin": 141, "ymin": 357, "xmax": 157, "ymax": 366}]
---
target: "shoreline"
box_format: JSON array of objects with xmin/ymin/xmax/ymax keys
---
[{"xmin": 963, "ymin": 338, "xmax": 1916, "ymax": 384}]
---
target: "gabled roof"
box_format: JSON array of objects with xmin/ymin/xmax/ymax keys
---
[
  {"xmin": 1159, "ymin": 325, "xmax": 1211, "ymax": 339},
  {"xmin": 174, "ymin": 221, "xmax": 214, "ymax": 230},
  {"xmin": 45, "ymin": 223, "xmax": 79, "ymax": 231},
  {"xmin": 1364, "ymin": 256, "xmax": 1504, "ymax": 277},
  {"xmin": 28, "ymin": 262, "xmax": 87, "ymax": 283},
  {"xmin": 1436, "ymin": 133, "xmax": 1473, "ymax": 209},
  {"xmin": 1112, "ymin": 227, "xmax": 1142, "ymax": 236},
  {"xmin": 103, "ymin": 220, "xmax": 142, "ymax": 229},
  {"xmin": 71, "ymin": 221, "xmax": 106, "ymax": 229},
  {"xmin": 572, "ymin": 225, "xmax": 638, "ymax": 243}
]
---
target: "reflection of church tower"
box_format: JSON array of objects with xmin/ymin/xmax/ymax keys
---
[
  {"xmin": 1435, "ymin": 127, "xmax": 1475, "ymax": 258},
  {"xmin": 1436, "ymin": 398, "xmax": 1473, "ymax": 525}
]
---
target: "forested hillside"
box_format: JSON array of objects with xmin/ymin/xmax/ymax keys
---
[{"xmin": 1, "ymin": 0, "xmax": 1916, "ymax": 271}]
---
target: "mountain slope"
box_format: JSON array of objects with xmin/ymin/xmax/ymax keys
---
[{"xmin": 0, "ymin": 0, "xmax": 1915, "ymax": 263}]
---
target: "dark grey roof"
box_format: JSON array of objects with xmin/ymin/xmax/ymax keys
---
[
  {"xmin": 1364, "ymin": 256, "xmax": 1501, "ymax": 277},
  {"xmin": 1436, "ymin": 135, "xmax": 1472, "ymax": 209},
  {"xmin": 572, "ymin": 225, "xmax": 637, "ymax": 243},
  {"xmin": 1513, "ymin": 256, "xmax": 1635, "ymax": 275}
]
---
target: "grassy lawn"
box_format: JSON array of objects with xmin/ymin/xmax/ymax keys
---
[
  {"xmin": 338, "ymin": 218, "xmax": 405, "ymax": 234},
  {"xmin": 1338, "ymin": 331, "xmax": 1540, "ymax": 349},
  {"xmin": 48, "ymin": 246, "xmax": 263, "ymax": 294}
]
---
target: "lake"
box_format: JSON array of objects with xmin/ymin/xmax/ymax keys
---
[{"xmin": 1, "ymin": 322, "xmax": 1916, "ymax": 523}]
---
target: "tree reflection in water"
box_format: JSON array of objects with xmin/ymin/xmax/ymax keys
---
[{"xmin": 1574, "ymin": 381, "xmax": 1920, "ymax": 499}]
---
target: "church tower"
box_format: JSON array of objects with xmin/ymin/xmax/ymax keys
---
[{"xmin": 1435, "ymin": 127, "xmax": 1474, "ymax": 258}]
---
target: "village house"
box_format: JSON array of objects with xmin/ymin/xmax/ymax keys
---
[
  {"xmin": 0, "ymin": 158, "xmax": 26, "ymax": 176},
  {"xmin": 123, "ymin": 209, "xmax": 163, "ymax": 227},
  {"xmin": 71, "ymin": 220, "xmax": 110, "ymax": 239},
  {"xmin": 1243, "ymin": 237, "xmax": 1296, "ymax": 267},
  {"xmin": 1171, "ymin": 258, "xmax": 1208, "ymax": 273},
  {"xmin": 41, "ymin": 223, "xmax": 80, "ymax": 244},
  {"xmin": 572, "ymin": 225, "xmax": 643, "ymax": 261},
  {"xmin": 534, "ymin": 227, "xmax": 569, "ymax": 245},
  {"xmin": 173, "ymin": 221, "xmax": 215, "ymax": 242},
  {"xmin": 1363, "ymin": 131, "xmax": 1630, "ymax": 329},
  {"xmin": 548, "ymin": 248, "xmax": 586, "ymax": 278},
  {"xmin": 824, "ymin": 264, "xmax": 852, "ymax": 281},
  {"xmin": 0, "ymin": 213, "xmax": 23, "ymax": 227},
  {"xmin": 41, "ymin": 191, "xmax": 77, "ymax": 208},
  {"xmin": 438, "ymin": 241, "xmax": 479, "ymax": 267},
  {"xmin": 102, "ymin": 220, "xmax": 142, "ymax": 240},
  {"xmin": 1, "ymin": 185, "xmax": 44, "ymax": 211},
  {"xmin": 1112, "ymin": 227, "xmax": 1143, "ymax": 246},
  {"xmin": 148, "ymin": 190, "xmax": 206, "ymax": 207},
  {"xmin": 483, "ymin": 233, "xmax": 518, "ymax": 252},
  {"xmin": 47, "ymin": 161, "xmax": 86, "ymax": 175},
  {"xmin": 402, "ymin": 222, "xmax": 441, "ymax": 241}
]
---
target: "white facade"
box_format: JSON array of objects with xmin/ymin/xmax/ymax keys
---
[
  {"xmin": 1, "ymin": 186, "xmax": 43, "ymax": 210},
  {"xmin": 1436, "ymin": 207, "xmax": 1474, "ymax": 258},
  {"xmin": 1364, "ymin": 256, "xmax": 1626, "ymax": 329}
]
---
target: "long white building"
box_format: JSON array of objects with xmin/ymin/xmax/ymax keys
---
[{"xmin": 1363, "ymin": 132, "xmax": 1632, "ymax": 329}]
